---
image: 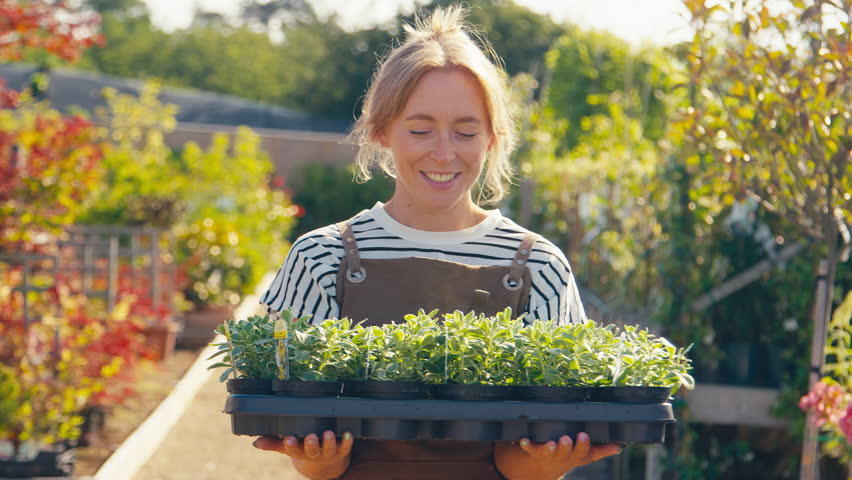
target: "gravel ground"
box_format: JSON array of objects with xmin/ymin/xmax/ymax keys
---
[{"xmin": 131, "ymin": 371, "xmax": 300, "ymax": 480}]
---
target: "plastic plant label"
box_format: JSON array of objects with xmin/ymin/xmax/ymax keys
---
[
  {"xmin": 274, "ymin": 320, "xmax": 288, "ymax": 339},
  {"xmin": 274, "ymin": 319, "xmax": 289, "ymax": 380}
]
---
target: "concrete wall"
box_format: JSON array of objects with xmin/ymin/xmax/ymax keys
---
[{"xmin": 164, "ymin": 122, "xmax": 358, "ymax": 183}]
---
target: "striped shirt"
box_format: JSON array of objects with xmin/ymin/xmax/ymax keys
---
[{"xmin": 259, "ymin": 202, "xmax": 586, "ymax": 325}]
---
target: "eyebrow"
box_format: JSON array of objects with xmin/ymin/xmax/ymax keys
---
[{"xmin": 403, "ymin": 113, "xmax": 483, "ymax": 124}]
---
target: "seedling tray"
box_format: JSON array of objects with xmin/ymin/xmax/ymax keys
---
[{"xmin": 224, "ymin": 395, "xmax": 675, "ymax": 444}]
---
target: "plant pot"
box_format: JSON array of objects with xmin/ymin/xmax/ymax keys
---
[
  {"xmin": 343, "ymin": 381, "xmax": 428, "ymax": 400},
  {"xmin": 177, "ymin": 304, "xmax": 235, "ymax": 348},
  {"xmin": 274, "ymin": 417, "xmax": 338, "ymax": 438},
  {"xmin": 430, "ymin": 383, "xmax": 513, "ymax": 402},
  {"xmin": 0, "ymin": 446, "xmax": 74, "ymax": 477},
  {"xmin": 75, "ymin": 406, "xmax": 106, "ymax": 447},
  {"xmin": 340, "ymin": 380, "xmax": 368, "ymax": 398},
  {"xmin": 227, "ymin": 378, "xmax": 273, "ymax": 395},
  {"xmin": 362, "ymin": 418, "xmax": 420, "ymax": 440},
  {"xmin": 272, "ymin": 379, "xmax": 342, "ymax": 398},
  {"xmin": 141, "ymin": 320, "xmax": 181, "ymax": 362},
  {"xmin": 513, "ymin": 385, "xmax": 591, "ymax": 403},
  {"xmin": 529, "ymin": 421, "xmax": 583, "ymax": 443},
  {"xmin": 435, "ymin": 420, "xmax": 500, "ymax": 442},
  {"xmin": 590, "ymin": 386, "xmax": 671, "ymax": 404}
]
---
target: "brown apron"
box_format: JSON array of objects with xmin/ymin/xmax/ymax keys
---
[{"xmin": 333, "ymin": 218, "xmax": 539, "ymax": 480}]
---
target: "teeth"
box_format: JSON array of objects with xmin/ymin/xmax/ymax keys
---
[{"xmin": 425, "ymin": 172, "xmax": 456, "ymax": 183}]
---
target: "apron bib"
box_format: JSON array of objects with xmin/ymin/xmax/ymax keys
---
[{"xmin": 333, "ymin": 218, "xmax": 539, "ymax": 480}]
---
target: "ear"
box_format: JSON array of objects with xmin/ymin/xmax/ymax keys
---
[{"xmin": 487, "ymin": 132, "xmax": 496, "ymax": 152}]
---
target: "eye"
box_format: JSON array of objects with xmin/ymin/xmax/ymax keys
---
[
  {"xmin": 409, "ymin": 130, "xmax": 430, "ymax": 136},
  {"xmin": 456, "ymin": 132, "xmax": 477, "ymax": 138}
]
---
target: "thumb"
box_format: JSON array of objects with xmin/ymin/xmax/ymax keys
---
[
  {"xmin": 588, "ymin": 443, "xmax": 623, "ymax": 463},
  {"xmin": 253, "ymin": 436, "xmax": 285, "ymax": 453}
]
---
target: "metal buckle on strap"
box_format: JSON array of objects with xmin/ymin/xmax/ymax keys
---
[
  {"xmin": 347, "ymin": 267, "xmax": 367, "ymax": 283},
  {"xmin": 502, "ymin": 273, "xmax": 522, "ymax": 291}
]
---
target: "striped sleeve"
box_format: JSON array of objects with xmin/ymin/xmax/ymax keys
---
[
  {"xmin": 258, "ymin": 232, "xmax": 341, "ymax": 323},
  {"xmin": 524, "ymin": 241, "xmax": 586, "ymax": 325}
]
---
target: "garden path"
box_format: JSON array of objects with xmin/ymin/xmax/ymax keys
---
[{"xmin": 130, "ymin": 362, "xmax": 300, "ymax": 480}]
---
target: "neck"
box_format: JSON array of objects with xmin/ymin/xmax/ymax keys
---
[{"xmin": 383, "ymin": 197, "xmax": 487, "ymax": 231}]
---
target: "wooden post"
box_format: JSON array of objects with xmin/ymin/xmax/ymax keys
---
[
  {"xmin": 518, "ymin": 177, "xmax": 534, "ymax": 227},
  {"xmin": 799, "ymin": 260, "xmax": 831, "ymax": 480}
]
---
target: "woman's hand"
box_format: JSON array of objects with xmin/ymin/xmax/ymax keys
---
[
  {"xmin": 494, "ymin": 433, "xmax": 621, "ymax": 480},
  {"xmin": 253, "ymin": 430, "xmax": 354, "ymax": 480}
]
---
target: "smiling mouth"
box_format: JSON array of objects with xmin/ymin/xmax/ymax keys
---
[{"xmin": 423, "ymin": 172, "xmax": 459, "ymax": 183}]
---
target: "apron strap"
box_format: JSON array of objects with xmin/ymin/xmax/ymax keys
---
[
  {"xmin": 504, "ymin": 232, "xmax": 539, "ymax": 291},
  {"xmin": 336, "ymin": 220, "xmax": 366, "ymax": 283}
]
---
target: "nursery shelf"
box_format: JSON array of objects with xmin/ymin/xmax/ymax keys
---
[{"xmin": 224, "ymin": 395, "xmax": 675, "ymax": 444}]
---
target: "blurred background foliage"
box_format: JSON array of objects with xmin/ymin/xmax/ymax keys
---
[{"xmin": 3, "ymin": 0, "xmax": 851, "ymax": 477}]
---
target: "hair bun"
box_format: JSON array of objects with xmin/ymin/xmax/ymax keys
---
[{"xmin": 405, "ymin": 5, "xmax": 467, "ymax": 40}]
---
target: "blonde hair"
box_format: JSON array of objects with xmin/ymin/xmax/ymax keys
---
[{"xmin": 349, "ymin": 5, "xmax": 517, "ymax": 204}]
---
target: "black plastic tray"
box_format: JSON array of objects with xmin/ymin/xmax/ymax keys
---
[
  {"xmin": 224, "ymin": 395, "xmax": 674, "ymax": 444},
  {"xmin": 0, "ymin": 448, "xmax": 74, "ymax": 478}
]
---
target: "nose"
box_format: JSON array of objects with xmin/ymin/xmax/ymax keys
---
[{"xmin": 431, "ymin": 131, "xmax": 455, "ymax": 163}]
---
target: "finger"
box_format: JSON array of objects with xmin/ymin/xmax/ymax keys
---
[
  {"xmin": 587, "ymin": 443, "xmax": 623, "ymax": 463},
  {"xmin": 339, "ymin": 432, "xmax": 354, "ymax": 457},
  {"xmin": 543, "ymin": 440, "xmax": 558, "ymax": 458},
  {"xmin": 520, "ymin": 438, "xmax": 556, "ymax": 458},
  {"xmin": 555, "ymin": 435, "xmax": 574, "ymax": 461},
  {"xmin": 283, "ymin": 436, "xmax": 307, "ymax": 460},
  {"xmin": 519, "ymin": 438, "xmax": 534, "ymax": 455},
  {"xmin": 252, "ymin": 436, "xmax": 285, "ymax": 453},
  {"xmin": 568, "ymin": 433, "xmax": 591, "ymax": 464},
  {"xmin": 321, "ymin": 431, "xmax": 337, "ymax": 459},
  {"xmin": 304, "ymin": 433, "xmax": 322, "ymax": 459}
]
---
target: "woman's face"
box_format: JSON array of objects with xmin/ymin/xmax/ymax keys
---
[{"xmin": 379, "ymin": 68, "xmax": 493, "ymax": 218}]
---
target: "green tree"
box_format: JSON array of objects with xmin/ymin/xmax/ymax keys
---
[
  {"xmin": 74, "ymin": 0, "xmax": 565, "ymax": 118},
  {"xmin": 77, "ymin": 81, "xmax": 182, "ymax": 227},
  {"xmin": 78, "ymin": 15, "xmax": 172, "ymax": 79},
  {"xmin": 511, "ymin": 25, "xmax": 677, "ymax": 310},
  {"xmin": 543, "ymin": 29, "xmax": 671, "ymax": 152},
  {"xmin": 661, "ymin": 0, "xmax": 852, "ymax": 476},
  {"xmin": 277, "ymin": 20, "xmax": 393, "ymax": 117},
  {"xmin": 83, "ymin": 0, "xmax": 147, "ymax": 18},
  {"xmin": 239, "ymin": 0, "xmax": 316, "ymax": 30}
]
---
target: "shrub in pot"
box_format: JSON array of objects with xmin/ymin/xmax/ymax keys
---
[
  {"xmin": 515, "ymin": 320, "xmax": 591, "ymax": 402},
  {"xmin": 209, "ymin": 314, "xmax": 278, "ymax": 395},
  {"xmin": 431, "ymin": 310, "xmax": 519, "ymax": 401},
  {"xmin": 587, "ymin": 325, "xmax": 694, "ymax": 403},
  {"xmin": 173, "ymin": 129, "xmax": 297, "ymax": 316},
  {"xmin": 0, "ymin": 283, "xmax": 127, "ymax": 473},
  {"xmin": 275, "ymin": 316, "xmax": 360, "ymax": 397},
  {"xmin": 211, "ymin": 308, "xmax": 695, "ymax": 403},
  {"xmin": 349, "ymin": 320, "xmax": 430, "ymax": 400}
]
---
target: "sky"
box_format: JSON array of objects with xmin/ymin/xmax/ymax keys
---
[{"xmin": 142, "ymin": 0, "xmax": 693, "ymax": 47}]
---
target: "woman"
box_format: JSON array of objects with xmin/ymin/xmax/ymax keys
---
[{"xmin": 253, "ymin": 6, "xmax": 621, "ymax": 479}]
